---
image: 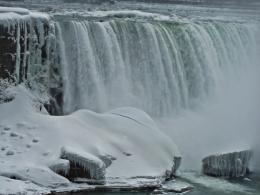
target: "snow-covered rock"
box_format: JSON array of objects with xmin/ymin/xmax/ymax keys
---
[
  {"xmin": 0, "ymin": 85, "xmax": 181, "ymax": 192},
  {"xmin": 202, "ymin": 150, "xmax": 252, "ymax": 178},
  {"xmin": 49, "ymin": 159, "xmax": 70, "ymax": 176}
]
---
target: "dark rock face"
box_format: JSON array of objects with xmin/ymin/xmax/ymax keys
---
[
  {"xmin": 0, "ymin": 25, "xmax": 18, "ymax": 80},
  {"xmin": 0, "ymin": 14, "xmax": 64, "ymax": 115},
  {"xmin": 202, "ymin": 150, "xmax": 252, "ymax": 178}
]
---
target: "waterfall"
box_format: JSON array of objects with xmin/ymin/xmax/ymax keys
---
[{"xmin": 55, "ymin": 16, "xmax": 257, "ymax": 116}]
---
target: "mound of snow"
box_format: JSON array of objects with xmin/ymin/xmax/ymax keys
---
[
  {"xmin": 0, "ymin": 7, "xmax": 30, "ymax": 15},
  {"xmin": 0, "ymin": 176, "xmax": 49, "ymax": 195},
  {"xmin": 0, "ymin": 6, "xmax": 49, "ymax": 26},
  {"xmin": 0, "ymin": 85, "xmax": 181, "ymax": 192}
]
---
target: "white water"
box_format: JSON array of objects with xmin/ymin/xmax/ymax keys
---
[{"xmin": 56, "ymin": 17, "xmax": 258, "ymax": 117}]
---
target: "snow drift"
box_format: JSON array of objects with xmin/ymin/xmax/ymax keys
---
[{"xmin": 0, "ymin": 85, "xmax": 180, "ymax": 193}]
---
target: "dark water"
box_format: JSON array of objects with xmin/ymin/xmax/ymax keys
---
[{"xmin": 68, "ymin": 173, "xmax": 260, "ymax": 195}]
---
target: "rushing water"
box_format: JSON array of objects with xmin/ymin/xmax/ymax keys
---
[{"xmin": 55, "ymin": 17, "xmax": 258, "ymax": 116}]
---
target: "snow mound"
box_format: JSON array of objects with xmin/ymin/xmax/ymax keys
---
[
  {"xmin": 0, "ymin": 176, "xmax": 49, "ymax": 195},
  {"xmin": 0, "ymin": 6, "xmax": 49, "ymax": 26},
  {"xmin": 0, "ymin": 85, "xmax": 181, "ymax": 192},
  {"xmin": 0, "ymin": 7, "xmax": 30, "ymax": 15},
  {"xmin": 0, "ymin": 166, "xmax": 70, "ymax": 188}
]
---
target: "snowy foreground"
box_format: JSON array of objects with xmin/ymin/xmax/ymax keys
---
[{"xmin": 0, "ymin": 85, "xmax": 181, "ymax": 194}]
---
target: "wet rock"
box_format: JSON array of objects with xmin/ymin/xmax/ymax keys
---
[{"xmin": 202, "ymin": 150, "xmax": 252, "ymax": 178}]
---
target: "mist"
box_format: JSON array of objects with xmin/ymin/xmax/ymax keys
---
[{"xmin": 159, "ymin": 47, "xmax": 260, "ymax": 170}]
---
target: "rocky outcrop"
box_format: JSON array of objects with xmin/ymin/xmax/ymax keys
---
[{"xmin": 202, "ymin": 150, "xmax": 252, "ymax": 178}]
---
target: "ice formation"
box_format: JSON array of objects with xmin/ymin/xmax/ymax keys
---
[
  {"xmin": 202, "ymin": 150, "xmax": 252, "ymax": 178},
  {"xmin": 49, "ymin": 159, "xmax": 70, "ymax": 176},
  {"xmin": 60, "ymin": 147, "xmax": 106, "ymax": 180}
]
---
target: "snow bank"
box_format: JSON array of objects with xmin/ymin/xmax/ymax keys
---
[
  {"xmin": 0, "ymin": 6, "xmax": 49, "ymax": 26},
  {"xmin": 0, "ymin": 85, "xmax": 180, "ymax": 192},
  {"xmin": 0, "ymin": 7, "xmax": 30, "ymax": 15},
  {"xmin": 0, "ymin": 176, "xmax": 49, "ymax": 195}
]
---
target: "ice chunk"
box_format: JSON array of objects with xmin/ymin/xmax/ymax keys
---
[
  {"xmin": 49, "ymin": 159, "xmax": 70, "ymax": 176},
  {"xmin": 202, "ymin": 150, "xmax": 252, "ymax": 178},
  {"xmin": 60, "ymin": 146, "xmax": 106, "ymax": 181},
  {"xmin": 161, "ymin": 179, "xmax": 193, "ymax": 193}
]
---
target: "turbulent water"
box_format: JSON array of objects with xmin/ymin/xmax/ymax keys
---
[{"xmin": 55, "ymin": 17, "xmax": 258, "ymax": 116}]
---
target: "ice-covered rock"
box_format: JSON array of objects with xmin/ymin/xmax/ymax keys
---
[
  {"xmin": 202, "ymin": 150, "xmax": 252, "ymax": 178},
  {"xmin": 49, "ymin": 159, "xmax": 70, "ymax": 176},
  {"xmin": 161, "ymin": 179, "xmax": 193, "ymax": 193},
  {"xmin": 60, "ymin": 147, "xmax": 106, "ymax": 181}
]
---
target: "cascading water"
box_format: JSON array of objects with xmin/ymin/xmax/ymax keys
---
[{"xmin": 55, "ymin": 16, "xmax": 258, "ymax": 116}]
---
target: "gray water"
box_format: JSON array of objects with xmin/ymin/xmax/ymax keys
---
[{"xmin": 68, "ymin": 172, "xmax": 260, "ymax": 195}]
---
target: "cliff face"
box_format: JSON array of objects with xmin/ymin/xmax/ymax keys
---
[
  {"xmin": 0, "ymin": 11, "xmax": 63, "ymax": 114},
  {"xmin": 0, "ymin": 25, "xmax": 17, "ymax": 79}
]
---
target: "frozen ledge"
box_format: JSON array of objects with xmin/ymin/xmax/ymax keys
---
[{"xmin": 0, "ymin": 7, "xmax": 30, "ymax": 15}]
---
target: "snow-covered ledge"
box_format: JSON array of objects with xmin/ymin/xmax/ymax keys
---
[{"xmin": 0, "ymin": 85, "xmax": 181, "ymax": 194}]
